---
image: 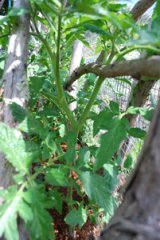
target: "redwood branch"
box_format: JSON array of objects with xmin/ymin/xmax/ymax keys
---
[
  {"xmin": 131, "ymin": 0, "xmax": 156, "ymax": 21},
  {"xmin": 65, "ymin": 56, "xmax": 160, "ymax": 90}
]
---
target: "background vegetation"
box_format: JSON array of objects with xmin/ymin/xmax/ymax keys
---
[{"xmin": 0, "ymin": 0, "xmax": 159, "ymax": 239}]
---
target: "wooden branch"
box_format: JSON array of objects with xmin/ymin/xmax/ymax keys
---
[
  {"xmin": 65, "ymin": 56, "xmax": 160, "ymax": 90},
  {"xmin": 131, "ymin": 0, "xmax": 156, "ymax": 21}
]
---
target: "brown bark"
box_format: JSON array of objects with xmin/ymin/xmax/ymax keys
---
[
  {"xmin": 126, "ymin": 80, "xmax": 156, "ymax": 126},
  {"xmin": 65, "ymin": 56, "xmax": 159, "ymax": 89},
  {"xmin": 0, "ymin": 1, "xmax": 30, "ymax": 239},
  {"xmin": 131, "ymin": 0, "xmax": 156, "ymax": 21},
  {"xmin": 99, "ymin": 97, "xmax": 160, "ymax": 239},
  {"xmin": 120, "ymin": 79, "xmax": 155, "ymax": 168},
  {"xmin": 0, "ymin": 0, "xmax": 30, "ymax": 189}
]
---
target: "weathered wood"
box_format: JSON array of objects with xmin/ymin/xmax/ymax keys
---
[
  {"xmin": 0, "ymin": 2, "xmax": 30, "ymax": 239},
  {"xmin": 65, "ymin": 56, "xmax": 160, "ymax": 89},
  {"xmin": 0, "ymin": 0, "xmax": 30, "ymax": 189},
  {"xmin": 0, "ymin": 1, "xmax": 30, "ymax": 239},
  {"xmin": 131, "ymin": 0, "xmax": 157, "ymax": 21},
  {"xmin": 99, "ymin": 96, "xmax": 160, "ymax": 239}
]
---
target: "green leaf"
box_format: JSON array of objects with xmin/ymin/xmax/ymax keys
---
[
  {"xmin": 144, "ymin": 108, "xmax": 154, "ymax": 121},
  {"xmin": 93, "ymin": 108, "xmax": 114, "ymax": 136},
  {"xmin": 18, "ymin": 114, "xmax": 47, "ymax": 139},
  {"xmin": 9, "ymin": 103, "xmax": 27, "ymax": 122},
  {"xmin": 94, "ymin": 118, "xmax": 128, "ymax": 170},
  {"xmin": 65, "ymin": 148, "xmax": 76, "ymax": 164},
  {"xmin": 45, "ymin": 167, "xmax": 69, "ymax": 186},
  {"xmin": 45, "ymin": 132, "xmax": 57, "ymax": 154},
  {"xmin": 29, "ymin": 76, "xmax": 44, "ymax": 95},
  {"xmin": 83, "ymin": 23, "xmax": 110, "ymax": 36},
  {"xmin": 0, "ymin": 122, "xmax": 33, "ymax": 173},
  {"xmin": 18, "ymin": 200, "xmax": 33, "ymax": 223},
  {"xmin": 48, "ymin": 190, "xmax": 63, "ymax": 214},
  {"xmin": 77, "ymin": 147, "xmax": 90, "ymax": 167},
  {"xmin": 109, "ymin": 101, "xmax": 120, "ymax": 114},
  {"xmin": 24, "ymin": 186, "xmax": 54, "ymax": 240},
  {"xmin": 126, "ymin": 106, "xmax": 154, "ymax": 121},
  {"xmin": 0, "ymin": 187, "xmax": 22, "ymax": 240},
  {"xmin": 79, "ymin": 171, "xmax": 114, "ymax": 214},
  {"xmin": 103, "ymin": 163, "xmax": 116, "ymax": 178},
  {"xmin": 124, "ymin": 155, "xmax": 133, "ymax": 169},
  {"xmin": 103, "ymin": 164, "xmax": 118, "ymax": 192},
  {"xmin": 65, "ymin": 205, "xmax": 87, "ymax": 228},
  {"xmin": 108, "ymin": 3, "xmax": 126, "ymax": 12},
  {"xmin": 128, "ymin": 128, "xmax": 146, "ymax": 139},
  {"xmin": 76, "ymin": 2, "xmax": 108, "ymax": 18}
]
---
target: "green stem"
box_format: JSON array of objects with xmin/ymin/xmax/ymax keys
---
[
  {"xmin": 107, "ymin": 39, "xmax": 115, "ymax": 64},
  {"xmin": 55, "ymin": 14, "xmax": 77, "ymax": 130},
  {"xmin": 31, "ymin": 14, "xmax": 77, "ymax": 129},
  {"xmin": 115, "ymin": 45, "xmax": 160, "ymax": 62},
  {"xmin": 78, "ymin": 77, "xmax": 104, "ymax": 131}
]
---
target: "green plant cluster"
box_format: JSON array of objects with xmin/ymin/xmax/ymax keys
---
[{"xmin": 0, "ymin": 0, "xmax": 159, "ymax": 239}]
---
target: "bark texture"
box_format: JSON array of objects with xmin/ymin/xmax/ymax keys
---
[
  {"xmin": 131, "ymin": 0, "xmax": 156, "ymax": 21},
  {"xmin": 0, "ymin": 1, "xmax": 30, "ymax": 239},
  {"xmin": 126, "ymin": 80, "xmax": 156, "ymax": 126},
  {"xmin": 65, "ymin": 56, "xmax": 159, "ymax": 89},
  {"xmin": 99, "ymin": 97, "xmax": 160, "ymax": 240},
  {"xmin": 0, "ymin": 0, "xmax": 30, "ymax": 188}
]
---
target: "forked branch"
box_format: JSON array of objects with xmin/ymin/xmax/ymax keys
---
[{"xmin": 65, "ymin": 56, "xmax": 160, "ymax": 90}]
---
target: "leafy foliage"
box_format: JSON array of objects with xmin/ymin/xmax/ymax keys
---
[
  {"xmin": 65, "ymin": 205, "xmax": 87, "ymax": 228},
  {"xmin": 79, "ymin": 171, "xmax": 115, "ymax": 215},
  {"xmin": 0, "ymin": 123, "xmax": 36, "ymax": 174},
  {"xmin": 0, "ymin": 187, "xmax": 22, "ymax": 240},
  {"xmin": 0, "ymin": 0, "xmax": 157, "ymax": 239}
]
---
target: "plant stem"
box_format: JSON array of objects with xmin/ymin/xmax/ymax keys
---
[
  {"xmin": 107, "ymin": 39, "xmax": 115, "ymax": 63},
  {"xmin": 31, "ymin": 14, "xmax": 77, "ymax": 130},
  {"xmin": 78, "ymin": 77, "xmax": 104, "ymax": 131},
  {"xmin": 115, "ymin": 45, "xmax": 160, "ymax": 61},
  {"xmin": 55, "ymin": 14, "xmax": 77, "ymax": 130}
]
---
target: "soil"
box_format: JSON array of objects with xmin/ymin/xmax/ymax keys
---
[{"xmin": 51, "ymin": 205, "xmax": 101, "ymax": 240}]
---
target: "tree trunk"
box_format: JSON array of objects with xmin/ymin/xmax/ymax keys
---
[
  {"xmin": 99, "ymin": 97, "xmax": 160, "ymax": 240},
  {"xmin": 0, "ymin": 0, "xmax": 30, "ymax": 239},
  {"xmin": 0, "ymin": 0, "xmax": 30, "ymax": 188}
]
